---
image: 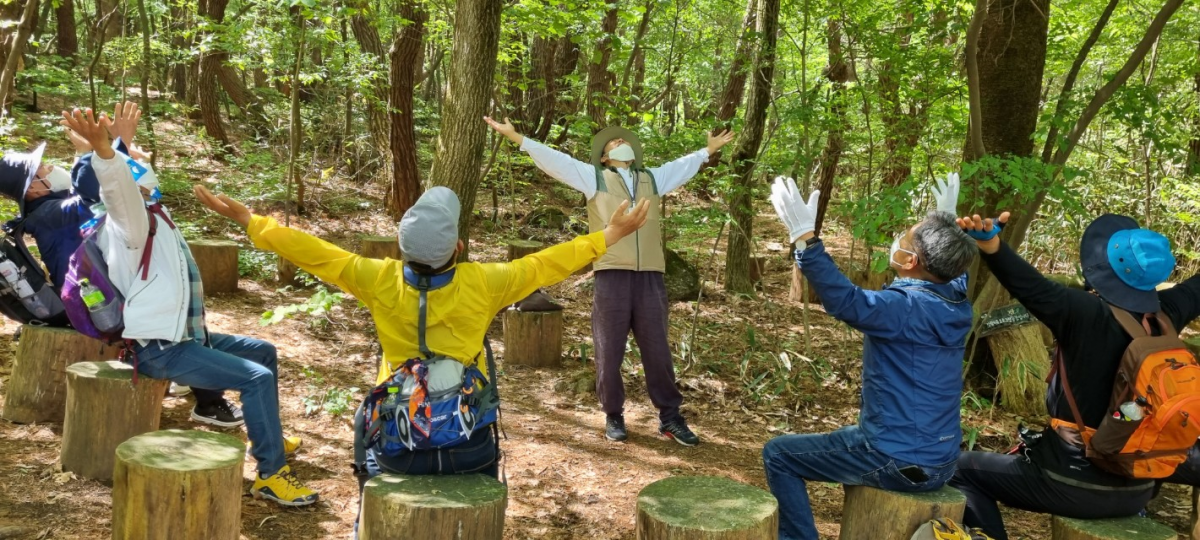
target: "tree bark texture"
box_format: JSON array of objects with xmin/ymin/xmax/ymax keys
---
[
  {"xmin": 723, "ymin": 0, "xmax": 778, "ymax": 294},
  {"xmin": 428, "ymin": 0, "xmax": 504, "ymax": 260},
  {"xmin": 839, "ymin": 485, "xmax": 966, "ymax": 540},
  {"xmin": 878, "ymin": 12, "xmax": 934, "ymax": 187},
  {"xmin": 529, "ymin": 36, "xmax": 580, "ymax": 141},
  {"xmin": 1049, "ymin": 515, "xmax": 1176, "ymax": 540},
  {"xmin": 713, "ymin": 0, "xmax": 758, "ymax": 123},
  {"xmin": 359, "ymin": 473, "xmax": 507, "ymax": 540},
  {"xmin": 113, "ymin": 430, "xmax": 245, "ymax": 539},
  {"xmin": 503, "ymin": 310, "xmax": 564, "ymax": 368},
  {"xmin": 635, "ymin": 476, "xmax": 778, "ymax": 540},
  {"xmin": 55, "ymin": 0, "xmax": 77, "ymax": 58},
  {"xmin": 1, "ymin": 325, "xmax": 121, "ymax": 424},
  {"xmin": 61, "ymin": 361, "xmax": 168, "ymax": 482},
  {"xmin": 197, "ymin": 0, "xmax": 232, "ymax": 151},
  {"xmin": 387, "ymin": 0, "xmax": 427, "ymax": 218},
  {"xmin": 0, "ymin": 0, "xmax": 41, "ymax": 108},
  {"xmin": 586, "ymin": 7, "xmax": 619, "ymax": 128},
  {"xmin": 350, "ymin": 0, "xmax": 393, "ymax": 176},
  {"xmin": 813, "ymin": 19, "xmax": 851, "ymax": 236},
  {"xmin": 188, "ymin": 239, "xmax": 240, "ymax": 294}
]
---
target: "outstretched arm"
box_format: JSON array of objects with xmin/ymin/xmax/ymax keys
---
[
  {"xmin": 650, "ymin": 130, "xmax": 734, "ymax": 195},
  {"xmin": 60, "ymin": 108, "xmax": 149, "ymax": 249},
  {"xmin": 485, "ymin": 116, "xmax": 598, "ymax": 198}
]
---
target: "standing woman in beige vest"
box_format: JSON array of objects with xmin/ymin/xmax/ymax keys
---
[{"xmin": 486, "ymin": 116, "xmax": 734, "ymax": 446}]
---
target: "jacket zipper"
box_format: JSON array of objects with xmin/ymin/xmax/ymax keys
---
[{"xmin": 631, "ymin": 171, "xmax": 640, "ymax": 271}]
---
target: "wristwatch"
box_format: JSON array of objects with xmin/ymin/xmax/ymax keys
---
[{"xmin": 795, "ymin": 236, "xmax": 821, "ymax": 253}]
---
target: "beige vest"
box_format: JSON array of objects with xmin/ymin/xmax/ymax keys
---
[{"xmin": 586, "ymin": 167, "xmax": 665, "ymax": 272}]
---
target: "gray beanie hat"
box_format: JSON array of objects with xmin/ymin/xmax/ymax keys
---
[{"xmin": 397, "ymin": 187, "xmax": 461, "ymax": 268}]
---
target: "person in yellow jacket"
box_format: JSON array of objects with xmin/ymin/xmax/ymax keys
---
[{"xmin": 192, "ymin": 184, "xmax": 649, "ymax": 480}]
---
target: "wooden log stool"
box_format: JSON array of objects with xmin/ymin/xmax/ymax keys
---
[
  {"xmin": 361, "ymin": 235, "xmax": 402, "ymax": 260},
  {"xmin": 60, "ymin": 361, "xmax": 168, "ymax": 482},
  {"xmin": 113, "ymin": 429, "xmax": 245, "ymax": 540},
  {"xmin": 839, "ymin": 485, "xmax": 966, "ymax": 540},
  {"xmin": 503, "ymin": 309, "xmax": 564, "ymax": 368},
  {"xmin": 188, "ymin": 239, "xmax": 240, "ymax": 294},
  {"xmin": 1, "ymin": 325, "xmax": 121, "ymax": 423},
  {"xmin": 506, "ymin": 239, "xmax": 543, "ymax": 260},
  {"xmin": 359, "ymin": 473, "xmax": 507, "ymax": 540},
  {"xmin": 1050, "ymin": 515, "xmax": 1176, "ymax": 540},
  {"xmin": 636, "ymin": 476, "xmax": 778, "ymax": 539}
]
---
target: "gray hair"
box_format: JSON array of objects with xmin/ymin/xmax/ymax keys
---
[{"xmin": 911, "ymin": 211, "xmax": 977, "ymax": 282}]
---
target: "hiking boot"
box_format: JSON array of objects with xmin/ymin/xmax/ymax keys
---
[
  {"xmin": 169, "ymin": 382, "xmax": 192, "ymax": 397},
  {"xmin": 252, "ymin": 465, "xmax": 319, "ymax": 507},
  {"xmin": 191, "ymin": 399, "xmax": 244, "ymax": 428},
  {"xmin": 659, "ymin": 419, "xmax": 700, "ymax": 447},
  {"xmin": 605, "ymin": 415, "xmax": 627, "ymax": 442}
]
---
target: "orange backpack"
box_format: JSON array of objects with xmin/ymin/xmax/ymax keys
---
[{"xmin": 1053, "ymin": 307, "xmax": 1200, "ymax": 479}]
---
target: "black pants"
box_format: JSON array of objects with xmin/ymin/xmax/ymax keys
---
[{"xmin": 948, "ymin": 451, "xmax": 1153, "ymax": 540}]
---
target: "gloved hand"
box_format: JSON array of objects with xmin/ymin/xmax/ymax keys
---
[
  {"xmin": 932, "ymin": 172, "xmax": 960, "ymax": 216},
  {"xmin": 769, "ymin": 177, "xmax": 820, "ymax": 244}
]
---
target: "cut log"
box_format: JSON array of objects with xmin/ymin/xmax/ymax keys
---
[
  {"xmin": 2, "ymin": 325, "xmax": 121, "ymax": 423},
  {"xmin": 188, "ymin": 239, "xmax": 240, "ymax": 294},
  {"xmin": 360, "ymin": 235, "xmax": 402, "ymax": 260},
  {"xmin": 839, "ymin": 485, "xmax": 966, "ymax": 540},
  {"xmin": 636, "ymin": 475, "xmax": 778, "ymax": 540},
  {"xmin": 359, "ymin": 473, "xmax": 507, "ymax": 540},
  {"xmin": 1050, "ymin": 515, "xmax": 1176, "ymax": 540},
  {"xmin": 113, "ymin": 429, "xmax": 245, "ymax": 540},
  {"xmin": 506, "ymin": 239, "xmax": 543, "ymax": 260},
  {"xmin": 61, "ymin": 361, "xmax": 168, "ymax": 482},
  {"xmin": 503, "ymin": 309, "xmax": 564, "ymax": 368}
]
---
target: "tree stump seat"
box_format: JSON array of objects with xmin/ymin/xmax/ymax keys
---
[
  {"xmin": 359, "ymin": 473, "xmax": 507, "ymax": 540},
  {"xmin": 188, "ymin": 239, "xmax": 240, "ymax": 293},
  {"xmin": 506, "ymin": 239, "xmax": 543, "ymax": 260},
  {"xmin": 113, "ymin": 429, "xmax": 245, "ymax": 539},
  {"xmin": 502, "ymin": 309, "xmax": 564, "ymax": 368},
  {"xmin": 839, "ymin": 485, "xmax": 966, "ymax": 540},
  {"xmin": 635, "ymin": 475, "xmax": 778, "ymax": 539},
  {"xmin": 360, "ymin": 235, "xmax": 402, "ymax": 260},
  {"xmin": 1050, "ymin": 515, "xmax": 1176, "ymax": 540},
  {"xmin": 2, "ymin": 325, "xmax": 121, "ymax": 424},
  {"xmin": 60, "ymin": 361, "xmax": 168, "ymax": 482}
]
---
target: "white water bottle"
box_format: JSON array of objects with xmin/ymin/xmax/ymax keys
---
[
  {"xmin": 0, "ymin": 259, "xmax": 35, "ymax": 298},
  {"xmin": 1119, "ymin": 401, "xmax": 1144, "ymax": 421}
]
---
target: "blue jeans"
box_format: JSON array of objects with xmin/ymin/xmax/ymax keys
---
[
  {"xmin": 762, "ymin": 425, "xmax": 957, "ymax": 540},
  {"xmin": 132, "ymin": 333, "xmax": 285, "ymax": 475}
]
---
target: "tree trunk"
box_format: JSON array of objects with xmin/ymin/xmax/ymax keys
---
[
  {"xmin": 503, "ymin": 310, "xmax": 564, "ymax": 368},
  {"xmin": 878, "ymin": 12, "xmax": 934, "ymax": 187},
  {"xmin": 636, "ymin": 476, "xmax": 778, "ymax": 540},
  {"xmin": 359, "ymin": 235, "xmax": 401, "ymax": 260},
  {"xmin": 197, "ymin": 0, "xmax": 232, "ymax": 152},
  {"xmin": 713, "ymin": 0, "xmax": 758, "ymax": 122},
  {"xmin": 113, "ymin": 430, "xmax": 245, "ymax": 539},
  {"xmin": 428, "ymin": 0, "xmax": 503, "ymax": 260},
  {"xmin": 359, "ymin": 474, "xmax": 507, "ymax": 540},
  {"xmin": 531, "ymin": 36, "xmax": 580, "ymax": 141},
  {"xmin": 387, "ymin": 0, "xmax": 426, "ymax": 218},
  {"xmin": 840, "ymin": 486, "xmax": 966, "ymax": 540},
  {"xmin": 55, "ymin": 0, "xmax": 77, "ymax": 58},
  {"xmin": 585, "ymin": 7, "xmax": 618, "ymax": 128},
  {"xmin": 813, "ymin": 18, "xmax": 851, "ymax": 236},
  {"xmin": 1049, "ymin": 515, "xmax": 1176, "ymax": 540},
  {"xmin": 1, "ymin": 326, "xmax": 122, "ymax": 424},
  {"xmin": 350, "ymin": 0, "xmax": 392, "ymax": 177},
  {"xmin": 723, "ymin": 0, "xmax": 778, "ymax": 294},
  {"xmin": 0, "ymin": 0, "xmax": 41, "ymax": 108},
  {"xmin": 188, "ymin": 239, "xmax": 239, "ymax": 294},
  {"xmin": 61, "ymin": 361, "xmax": 168, "ymax": 482}
]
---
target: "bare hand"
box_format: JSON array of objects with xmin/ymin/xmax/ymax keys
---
[
  {"xmin": 108, "ymin": 101, "xmax": 141, "ymax": 145},
  {"xmin": 193, "ymin": 185, "xmax": 252, "ymax": 228},
  {"xmin": 128, "ymin": 143, "xmax": 152, "ymax": 162},
  {"xmin": 60, "ymin": 109, "xmax": 114, "ymax": 159},
  {"xmin": 483, "ymin": 116, "xmax": 523, "ymax": 145},
  {"xmin": 602, "ymin": 199, "xmax": 651, "ymax": 247},
  {"xmin": 955, "ymin": 212, "xmax": 1010, "ymax": 255},
  {"xmin": 66, "ymin": 129, "xmax": 93, "ymax": 153},
  {"xmin": 706, "ymin": 129, "xmax": 735, "ymax": 154}
]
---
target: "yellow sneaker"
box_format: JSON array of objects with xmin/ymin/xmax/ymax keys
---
[
  {"xmin": 251, "ymin": 465, "xmax": 318, "ymax": 507},
  {"xmin": 247, "ymin": 436, "xmax": 303, "ymax": 456}
]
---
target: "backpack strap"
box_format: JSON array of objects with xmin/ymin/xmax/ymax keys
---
[
  {"xmin": 1051, "ymin": 345, "xmax": 1093, "ymax": 446},
  {"xmin": 401, "ymin": 265, "xmax": 456, "ymax": 360},
  {"xmin": 1111, "ymin": 307, "xmax": 1152, "ymax": 337}
]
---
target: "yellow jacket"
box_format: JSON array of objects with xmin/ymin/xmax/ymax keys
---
[{"xmin": 247, "ymin": 215, "xmax": 606, "ymax": 384}]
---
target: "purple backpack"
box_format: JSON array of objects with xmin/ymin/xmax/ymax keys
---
[{"xmin": 61, "ymin": 205, "xmax": 168, "ymax": 343}]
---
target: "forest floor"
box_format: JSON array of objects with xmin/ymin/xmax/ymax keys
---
[{"xmin": 0, "ymin": 106, "xmax": 1198, "ymax": 539}]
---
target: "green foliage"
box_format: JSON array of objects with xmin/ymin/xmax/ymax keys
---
[
  {"xmin": 298, "ymin": 366, "xmax": 359, "ymax": 417},
  {"xmin": 260, "ymin": 285, "xmax": 345, "ymax": 327},
  {"xmin": 238, "ymin": 249, "xmax": 278, "ymax": 280}
]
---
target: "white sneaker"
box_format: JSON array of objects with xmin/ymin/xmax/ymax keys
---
[{"xmin": 169, "ymin": 383, "xmax": 192, "ymax": 396}]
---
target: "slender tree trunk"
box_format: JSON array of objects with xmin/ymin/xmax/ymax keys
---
[
  {"xmin": 723, "ymin": 0, "xmax": 778, "ymax": 294},
  {"xmin": 169, "ymin": 2, "xmax": 188, "ymax": 100},
  {"xmin": 136, "ymin": 0, "xmax": 155, "ymax": 167},
  {"xmin": 387, "ymin": 0, "xmax": 427, "ymax": 218},
  {"xmin": 428, "ymin": 0, "xmax": 503, "ymax": 260},
  {"xmin": 505, "ymin": 33, "xmax": 527, "ymax": 126},
  {"xmin": 532, "ymin": 36, "xmax": 579, "ymax": 141},
  {"xmin": 0, "ymin": 0, "xmax": 40, "ymax": 110},
  {"xmin": 284, "ymin": 8, "xmax": 304, "ymax": 222},
  {"xmin": 55, "ymin": 0, "xmax": 78, "ymax": 58},
  {"xmin": 813, "ymin": 18, "xmax": 850, "ymax": 236},
  {"xmin": 878, "ymin": 12, "xmax": 934, "ymax": 187},
  {"xmin": 349, "ymin": 0, "xmax": 392, "ymax": 178},
  {"xmin": 197, "ymin": 0, "xmax": 232, "ymax": 152},
  {"xmin": 713, "ymin": 0, "xmax": 758, "ymax": 122},
  {"xmin": 586, "ymin": 7, "xmax": 618, "ymax": 128}
]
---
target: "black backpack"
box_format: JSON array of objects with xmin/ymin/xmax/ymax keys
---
[{"xmin": 0, "ymin": 219, "xmax": 69, "ymax": 326}]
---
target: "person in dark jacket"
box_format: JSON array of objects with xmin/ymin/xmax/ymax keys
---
[
  {"xmin": 949, "ymin": 212, "xmax": 1200, "ymax": 540},
  {"xmin": 762, "ymin": 176, "xmax": 977, "ymax": 540}
]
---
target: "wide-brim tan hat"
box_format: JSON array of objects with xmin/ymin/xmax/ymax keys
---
[{"xmin": 590, "ymin": 126, "xmax": 642, "ymax": 167}]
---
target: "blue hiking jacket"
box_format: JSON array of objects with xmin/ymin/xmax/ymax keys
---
[
  {"xmin": 797, "ymin": 240, "xmax": 971, "ymax": 466},
  {"xmin": 22, "ymin": 193, "xmax": 93, "ymax": 290}
]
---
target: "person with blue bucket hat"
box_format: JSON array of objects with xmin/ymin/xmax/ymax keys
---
[{"xmin": 948, "ymin": 211, "xmax": 1200, "ymax": 540}]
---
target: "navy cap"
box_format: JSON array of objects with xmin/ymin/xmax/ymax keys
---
[{"xmin": 1081, "ymin": 214, "xmax": 1175, "ymax": 314}]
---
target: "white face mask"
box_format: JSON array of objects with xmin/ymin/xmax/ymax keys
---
[
  {"xmin": 607, "ymin": 143, "xmax": 636, "ymax": 163},
  {"xmin": 46, "ymin": 166, "xmax": 73, "ymax": 192},
  {"xmin": 890, "ymin": 234, "xmax": 918, "ymax": 268}
]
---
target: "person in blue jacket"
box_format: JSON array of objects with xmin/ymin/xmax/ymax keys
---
[{"xmin": 761, "ymin": 176, "xmax": 978, "ymax": 540}]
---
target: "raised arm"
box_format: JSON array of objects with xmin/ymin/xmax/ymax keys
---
[
  {"xmin": 60, "ymin": 108, "xmax": 149, "ymax": 249},
  {"xmin": 485, "ymin": 116, "xmax": 596, "ymax": 198},
  {"xmin": 650, "ymin": 130, "xmax": 734, "ymax": 195}
]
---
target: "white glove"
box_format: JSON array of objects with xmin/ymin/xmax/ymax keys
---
[
  {"xmin": 769, "ymin": 176, "xmax": 820, "ymax": 244},
  {"xmin": 932, "ymin": 172, "xmax": 960, "ymax": 215}
]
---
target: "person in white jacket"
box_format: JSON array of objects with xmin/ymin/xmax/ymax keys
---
[{"xmin": 60, "ymin": 108, "xmax": 318, "ymax": 507}]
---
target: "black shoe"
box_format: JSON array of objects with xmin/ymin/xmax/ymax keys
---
[
  {"xmin": 660, "ymin": 419, "xmax": 700, "ymax": 447},
  {"xmin": 605, "ymin": 415, "xmax": 627, "ymax": 442},
  {"xmin": 191, "ymin": 399, "xmax": 245, "ymax": 428}
]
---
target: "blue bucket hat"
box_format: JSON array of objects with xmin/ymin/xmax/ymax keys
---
[
  {"xmin": 1081, "ymin": 214, "xmax": 1175, "ymax": 314},
  {"xmin": 0, "ymin": 142, "xmax": 47, "ymax": 218}
]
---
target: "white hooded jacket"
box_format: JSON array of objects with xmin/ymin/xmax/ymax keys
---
[{"xmin": 90, "ymin": 152, "xmax": 192, "ymax": 342}]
